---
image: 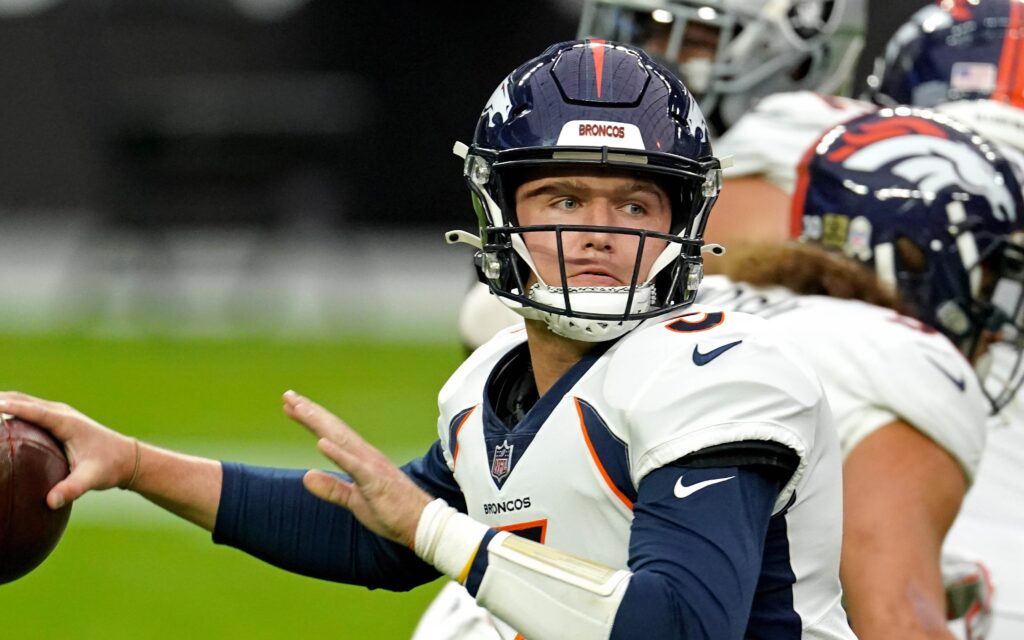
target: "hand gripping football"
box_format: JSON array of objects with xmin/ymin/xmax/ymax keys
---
[{"xmin": 0, "ymin": 413, "xmax": 72, "ymax": 583}]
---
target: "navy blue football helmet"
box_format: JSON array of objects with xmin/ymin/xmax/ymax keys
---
[
  {"xmin": 452, "ymin": 39, "xmax": 723, "ymax": 342},
  {"xmin": 794, "ymin": 107, "xmax": 1024, "ymax": 411},
  {"xmin": 868, "ymin": 0, "xmax": 1022, "ymax": 108},
  {"xmin": 866, "ymin": 1, "xmax": 1024, "ymax": 151}
]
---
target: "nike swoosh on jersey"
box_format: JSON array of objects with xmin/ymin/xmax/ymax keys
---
[
  {"xmin": 692, "ymin": 340, "xmax": 743, "ymax": 366},
  {"xmin": 673, "ymin": 475, "xmax": 736, "ymax": 499},
  {"xmin": 925, "ymin": 355, "xmax": 966, "ymax": 391}
]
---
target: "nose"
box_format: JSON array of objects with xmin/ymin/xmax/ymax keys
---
[{"xmin": 573, "ymin": 201, "xmax": 616, "ymax": 252}]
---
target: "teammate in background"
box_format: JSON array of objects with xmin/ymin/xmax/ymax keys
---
[
  {"xmin": 0, "ymin": 41, "xmax": 856, "ymax": 639},
  {"xmin": 575, "ymin": 0, "xmax": 869, "ymax": 246},
  {"xmin": 710, "ymin": 0, "xmax": 1024, "ymax": 251},
  {"xmin": 867, "ymin": 2, "xmax": 1024, "ymax": 637},
  {"xmin": 702, "ymin": 108, "xmax": 1024, "ymax": 639}
]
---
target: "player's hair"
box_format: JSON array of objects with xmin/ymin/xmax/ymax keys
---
[{"xmin": 713, "ymin": 242, "xmax": 911, "ymax": 314}]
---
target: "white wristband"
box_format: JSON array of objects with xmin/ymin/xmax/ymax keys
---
[{"xmin": 414, "ymin": 498, "xmax": 494, "ymax": 582}]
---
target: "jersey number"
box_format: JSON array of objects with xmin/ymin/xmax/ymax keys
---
[
  {"xmin": 498, "ymin": 519, "xmax": 548, "ymax": 545},
  {"xmin": 666, "ymin": 311, "xmax": 725, "ymax": 333}
]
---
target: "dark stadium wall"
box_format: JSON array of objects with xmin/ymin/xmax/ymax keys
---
[{"xmin": 0, "ymin": 0, "xmax": 927, "ymax": 229}]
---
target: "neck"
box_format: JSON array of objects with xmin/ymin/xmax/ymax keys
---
[{"xmin": 524, "ymin": 319, "xmax": 597, "ymax": 396}]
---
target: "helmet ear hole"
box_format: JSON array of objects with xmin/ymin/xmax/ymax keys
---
[{"xmin": 895, "ymin": 236, "xmax": 928, "ymax": 274}]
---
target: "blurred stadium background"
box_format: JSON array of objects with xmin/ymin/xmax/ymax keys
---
[{"xmin": 0, "ymin": 0, "xmax": 921, "ymax": 636}]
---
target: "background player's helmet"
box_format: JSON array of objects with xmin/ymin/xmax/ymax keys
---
[
  {"xmin": 576, "ymin": 0, "xmax": 866, "ymax": 133},
  {"xmin": 460, "ymin": 39, "xmax": 722, "ymax": 342},
  {"xmin": 867, "ymin": 0, "xmax": 1024, "ymax": 150},
  {"xmin": 794, "ymin": 107, "xmax": 1024, "ymax": 411}
]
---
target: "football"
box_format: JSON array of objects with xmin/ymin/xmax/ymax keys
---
[{"xmin": 0, "ymin": 413, "xmax": 72, "ymax": 584}]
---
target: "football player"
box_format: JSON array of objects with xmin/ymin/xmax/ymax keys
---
[
  {"xmin": 868, "ymin": 2, "xmax": 1024, "ymax": 637},
  {"xmin": 0, "ymin": 41, "xmax": 856, "ymax": 639},
  {"xmin": 703, "ymin": 107, "xmax": 1024, "ymax": 639}
]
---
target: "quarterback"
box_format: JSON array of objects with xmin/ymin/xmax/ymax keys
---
[{"xmin": 0, "ymin": 41, "xmax": 854, "ymax": 639}]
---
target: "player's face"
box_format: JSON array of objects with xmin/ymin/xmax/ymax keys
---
[
  {"xmin": 514, "ymin": 170, "xmax": 672, "ymax": 288},
  {"xmin": 644, "ymin": 20, "xmax": 720, "ymax": 64}
]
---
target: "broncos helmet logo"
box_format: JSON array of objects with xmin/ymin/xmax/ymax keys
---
[
  {"xmin": 837, "ymin": 134, "xmax": 1017, "ymax": 223},
  {"xmin": 482, "ymin": 77, "xmax": 514, "ymax": 128}
]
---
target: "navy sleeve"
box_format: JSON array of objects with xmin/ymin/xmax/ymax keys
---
[
  {"xmin": 609, "ymin": 463, "xmax": 784, "ymax": 640},
  {"xmin": 212, "ymin": 440, "xmax": 463, "ymax": 590}
]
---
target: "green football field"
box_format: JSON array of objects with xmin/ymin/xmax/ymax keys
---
[{"xmin": 1, "ymin": 334, "xmax": 465, "ymax": 638}]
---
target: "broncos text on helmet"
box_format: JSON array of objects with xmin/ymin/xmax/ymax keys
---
[
  {"xmin": 794, "ymin": 106, "xmax": 1024, "ymax": 412},
  {"xmin": 449, "ymin": 39, "xmax": 723, "ymax": 343},
  {"xmin": 576, "ymin": 0, "xmax": 866, "ymax": 134}
]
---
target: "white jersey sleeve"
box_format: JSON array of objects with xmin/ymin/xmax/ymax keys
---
[
  {"xmin": 698, "ymin": 276, "xmax": 989, "ymax": 480},
  {"xmin": 436, "ymin": 324, "xmax": 528, "ymax": 471},
  {"xmin": 602, "ymin": 308, "xmax": 829, "ymax": 513},
  {"xmin": 715, "ymin": 91, "xmax": 876, "ymax": 194},
  {"xmin": 779, "ymin": 298, "xmax": 987, "ymax": 480}
]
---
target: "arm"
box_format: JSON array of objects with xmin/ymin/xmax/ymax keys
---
[
  {"xmin": 841, "ymin": 420, "xmax": 965, "ymax": 640},
  {"xmin": 0, "ymin": 392, "xmax": 222, "ymax": 529},
  {"xmin": 424, "ymin": 464, "xmax": 786, "ymax": 640},
  {"xmin": 288, "ymin": 390, "xmax": 790, "ymax": 639},
  {"xmin": 212, "ymin": 441, "xmax": 463, "ymax": 589}
]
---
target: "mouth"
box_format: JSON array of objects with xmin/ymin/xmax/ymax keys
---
[{"xmin": 566, "ymin": 269, "xmax": 623, "ymax": 287}]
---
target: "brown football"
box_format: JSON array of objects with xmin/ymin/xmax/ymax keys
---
[{"xmin": 0, "ymin": 414, "xmax": 72, "ymax": 584}]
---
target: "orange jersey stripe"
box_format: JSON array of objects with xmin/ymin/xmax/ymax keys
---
[{"xmin": 574, "ymin": 397, "xmax": 633, "ymax": 510}]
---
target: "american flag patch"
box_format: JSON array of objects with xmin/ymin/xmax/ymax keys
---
[{"xmin": 950, "ymin": 62, "xmax": 997, "ymax": 93}]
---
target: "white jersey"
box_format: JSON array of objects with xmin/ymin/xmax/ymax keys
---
[
  {"xmin": 714, "ymin": 91, "xmax": 876, "ymax": 194},
  {"xmin": 696, "ymin": 276, "xmax": 989, "ymax": 480},
  {"xmin": 431, "ymin": 307, "xmax": 852, "ymax": 639}
]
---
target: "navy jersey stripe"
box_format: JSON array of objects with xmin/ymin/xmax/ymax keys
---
[
  {"xmin": 449, "ymin": 406, "xmax": 476, "ymax": 466},
  {"xmin": 574, "ymin": 396, "xmax": 637, "ymax": 507}
]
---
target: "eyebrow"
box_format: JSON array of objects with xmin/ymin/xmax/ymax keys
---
[{"xmin": 519, "ymin": 180, "xmax": 666, "ymax": 200}]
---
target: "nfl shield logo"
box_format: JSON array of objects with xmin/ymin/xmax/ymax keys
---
[{"xmin": 491, "ymin": 440, "xmax": 514, "ymax": 482}]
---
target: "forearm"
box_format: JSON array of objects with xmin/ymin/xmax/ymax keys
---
[
  {"xmin": 415, "ymin": 465, "xmax": 780, "ymax": 639},
  {"xmin": 213, "ymin": 462, "xmax": 440, "ymax": 589},
  {"xmin": 132, "ymin": 441, "xmax": 223, "ymax": 531}
]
